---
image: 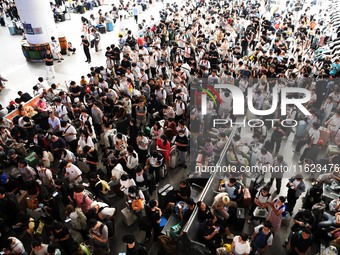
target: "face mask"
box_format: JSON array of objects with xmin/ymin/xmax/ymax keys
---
[{"xmin": 179, "ymin": 134, "xmax": 184, "ymax": 137}]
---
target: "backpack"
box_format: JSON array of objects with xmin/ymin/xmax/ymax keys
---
[
  {"xmin": 312, "ymin": 201, "xmax": 326, "ymax": 222},
  {"xmin": 99, "ymin": 218, "xmax": 115, "ymax": 238},
  {"xmin": 254, "ymin": 227, "xmax": 272, "ymax": 248},
  {"xmin": 279, "ymin": 203, "xmax": 290, "ymax": 218},
  {"xmin": 62, "ymin": 105, "xmax": 74, "ymax": 120}
]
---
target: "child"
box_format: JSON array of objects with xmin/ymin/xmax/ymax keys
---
[{"xmin": 67, "ymin": 42, "xmax": 76, "ymax": 55}]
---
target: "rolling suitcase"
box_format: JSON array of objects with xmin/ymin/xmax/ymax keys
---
[
  {"xmin": 97, "ymin": 25, "xmax": 106, "ymax": 34},
  {"xmin": 305, "ymin": 146, "xmax": 320, "ymax": 163},
  {"xmin": 158, "ymin": 184, "xmax": 174, "ymax": 209},
  {"xmin": 106, "ymin": 21, "xmax": 113, "ymax": 32},
  {"xmin": 169, "ymin": 145, "xmax": 178, "ymax": 169},
  {"xmin": 319, "ymin": 127, "xmax": 331, "ymax": 144},
  {"xmin": 60, "ymin": 14, "xmax": 66, "ymax": 22},
  {"xmin": 78, "ymin": 5, "xmax": 85, "ymax": 14},
  {"xmin": 326, "ymin": 145, "xmax": 340, "ymax": 157},
  {"xmin": 121, "ymin": 207, "xmax": 137, "ymax": 226},
  {"xmin": 159, "ymin": 165, "xmax": 168, "ymax": 179},
  {"xmin": 234, "ymin": 208, "xmax": 245, "ymax": 231},
  {"xmin": 8, "ymin": 26, "xmax": 16, "ymax": 35}
]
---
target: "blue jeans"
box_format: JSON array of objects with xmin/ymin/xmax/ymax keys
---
[
  {"xmin": 178, "ymin": 150, "xmax": 187, "ymax": 165},
  {"xmin": 318, "ymin": 212, "xmax": 336, "ymax": 230}
]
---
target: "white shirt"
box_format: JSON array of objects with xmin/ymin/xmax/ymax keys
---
[
  {"xmin": 78, "ymin": 136, "xmax": 94, "ymax": 150},
  {"xmin": 175, "ymin": 101, "xmax": 185, "ymax": 116},
  {"xmin": 62, "ymin": 124, "xmax": 77, "ymax": 142},
  {"xmin": 233, "ymin": 236, "xmax": 251, "ymax": 255},
  {"xmin": 56, "ymin": 104, "xmax": 69, "ymax": 122},
  {"xmin": 9, "ymin": 237, "xmax": 26, "ymax": 254},
  {"xmin": 308, "ymin": 128, "xmax": 320, "ymax": 145},
  {"xmin": 255, "ymin": 151, "xmax": 273, "ymax": 165},
  {"xmin": 255, "ymin": 191, "xmax": 270, "ymax": 204},
  {"xmin": 48, "ymin": 116, "xmax": 61, "ymax": 131},
  {"xmin": 61, "ymin": 149, "xmax": 76, "ymax": 162},
  {"xmin": 37, "ymin": 168, "xmax": 53, "ymax": 186},
  {"xmin": 90, "ymin": 201, "xmax": 116, "ymax": 217},
  {"xmin": 65, "ymin": 164, "xmax": 82, "ymax": 182},
  {"xmin": 111, "ymin": 163, "xmax": 127, "ymax": 180},
  {"xmin": 137, "ymin": 136, "xmax": 149, "ymax": 150},
  {"xmin": 120, "ymin": 178, "xmax": 136, "ymax": 195},
  {"xmin": 126, "ymin": 151, "xmax": 139, "ymax": 169}
]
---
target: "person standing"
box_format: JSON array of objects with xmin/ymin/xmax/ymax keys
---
[
  {"xmin": 51, "ymin": 36, "xmax": 64, "ymax": 62},
  {"xmin": 80, "ymin": 35, "xmax": 91, "ymax": 63},
  {"xmin": 131, "ymin": 4, "xmax": 139, "ymax": 24},
  {"xmin": 267, "ymin": 155, "xmax": 286, "ymax": 194},
  {"xmin": 43, "ymin": 49, "xmax": 56, "ymax": 80},
  {"xmin": 286, "ymin": 174, "xmax": 306, "ymax": 215},
  {"xmin": 91, "ymin": 28, "xmax": 101, "ymax": 52}
]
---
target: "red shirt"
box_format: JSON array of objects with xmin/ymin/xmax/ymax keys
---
[{"xmin": 156, "ymin": 138, "xmax": 170, "ymax": 161}]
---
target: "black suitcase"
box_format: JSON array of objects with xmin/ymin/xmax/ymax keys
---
[
  {"xmin": 305, "ymin": 146, "xmax": 319, "ymax": 162},
  {"xmin": 263, "ymin": 139, "xmax": 274, "ymax": 152},
  {"xmin": 234, "ymin": 208, "xmax": 246, "ymax": 231},
  {"xmin": 78, "ymin": 5, "xmax": 85, "ymax": 14},
  {"xmin": 60, "ymin": 14, "xmax": 66, "ymax": 22},
  {"xmin": 98, "ymin": 25, "xmax": 106, "ymax": 34},
  {"xmin": 158, "ymin": 184, "xmax": 174, "ymax": 209}
]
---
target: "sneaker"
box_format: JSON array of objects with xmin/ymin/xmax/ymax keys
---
[
  {"xmin": 85, "ymin": 60, "xmax": 88, "ymax": 62},
  {"xmin": 247, "ymin": 219, "xmax": 252, "ymax": 224},
  {"xmin": 155, "ymin": 183, "xmax": 159, "ymax": 187}
]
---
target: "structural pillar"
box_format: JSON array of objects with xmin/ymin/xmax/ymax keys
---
[{"xmin": 15, "ymin": 0, "xmax": 58, "ymax": 61}]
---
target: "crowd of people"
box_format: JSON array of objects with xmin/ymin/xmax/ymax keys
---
[{"xmin": 0, "ymin": 0, "xmax": 340, "ymax": 254}]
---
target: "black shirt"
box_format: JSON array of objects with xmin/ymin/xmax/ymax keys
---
[
  {"xmin": 20, "ymin": 93, "xmax": 33, "ymax": 102},
  {"xmin": 43, "ymin": 53, "xmax": 54, "ymax": 66},
  {"xmin": 86, "ymin": 149, "xmax": 99, "ymax": 163},
  {"xmin": 82, "ymin": 38, "xmax": 90, "ymax": 50},
  {"xmin": 121, "ymin": 59, "xmax": 131, "ymax": 70},
  {"xmin": 197, "ymin": 206, "xmax": 215, "ymax": 223},
  {"xmin": 175, "ymin": 135, "xmax": 189, "ymax": 151}
]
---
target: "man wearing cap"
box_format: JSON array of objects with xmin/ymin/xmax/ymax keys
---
[
  {"xmin": 212, "ymin": 192, "xmax": 237, "ymax": 220},
  {"xmin": 286, "ymin": 174, "xmax": 306, "ymax": 215}
]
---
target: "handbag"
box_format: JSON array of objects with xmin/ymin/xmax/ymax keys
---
[
  {"xmin": 253, "ymin": 206, "xmax": 268, "ymax": 218},
  {"xmin": 169, "ymin": 223, "xmax": 182, "ymax": 238}
]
